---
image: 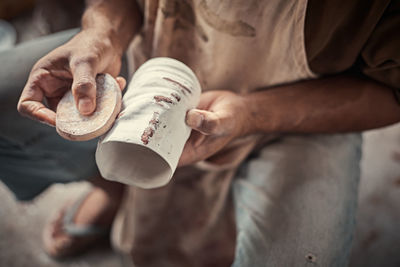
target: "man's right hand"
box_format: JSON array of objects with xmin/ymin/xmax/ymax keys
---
[{"xmin": 17, "ymin": 30, "xmax": 126, "ymax": 126}]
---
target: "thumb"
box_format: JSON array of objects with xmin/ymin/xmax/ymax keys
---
[
  {"xmin": 70, "ymin": 61, "xmax": 97, "ymax": 115},
  {"xmin": 115, "ymin": 76, "xmax": 127, "ymax": 91},
  {"xmin": 186, "ymin": 109, "xmax": 231, "ymax": 136}
]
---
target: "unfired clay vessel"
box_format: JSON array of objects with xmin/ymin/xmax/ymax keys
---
[{"xmin": 96, "ymin": 57, "xmax": 201, "ymax": 188}]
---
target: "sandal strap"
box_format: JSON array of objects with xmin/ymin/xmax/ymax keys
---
[{"xmin": 62, "ymin": 190, "xmax": 110, "ymax": 237}]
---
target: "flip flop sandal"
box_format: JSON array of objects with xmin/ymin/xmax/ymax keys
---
[{"xmin": 43, "ymin": 190, "xmax": 111, "ymax": 258}]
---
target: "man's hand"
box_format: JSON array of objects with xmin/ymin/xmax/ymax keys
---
[
  {"xmin": 178, "ymin": 74, "xmax": 400, "ymax": 167},
  {"xmin": 17, "ymin": 0, "xmax": 141, "ymax": 126},
  {"xmin": 17, "ymin": 30, "xmax": 126, "ymax": 126},
  {"xmin": 179, "ymin": 90, "xmax": 250, "ymax": 166}
]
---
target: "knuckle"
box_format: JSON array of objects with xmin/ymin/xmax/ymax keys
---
[
  {"xmin": 33, "ymin": 105, "xmax": 46, "ymax": 115},
  {"xmin": 31, "ymin": 56, "xmax": 50, "ymax": 73},
  {"xmin": 17, "ymin": 101, "xmax": 35, "ymax": 118},
  {"xmin": 17, "ymin": 101, "xmax": 26, "ymax": 114},
  {"xmin": 73, "ymin": 78, "xmax": 94, "ymax": 94},
  {"xmin": 202, "ymin": 117, "xmax": 220, "ymax": 134},
  {"xmin": 71, "ymin": 54, "xmax": 99, "ymax": 69},
  {"xmin": 31, "ymin": 69, "xmax": 48, "ymax": 82},
  {"xmin": 32, "ymin": 47, "xmax": 67, "ymax": 72},
  {"xmin": 31, "ymin": 62, "xmax": 42, "ymax": 73}
]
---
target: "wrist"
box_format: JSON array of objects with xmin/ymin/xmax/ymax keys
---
[
  {"xmin": 81, "ymin": 7, "xmax": 124, "ymax": 56},
  {"xmin": 241, "ymin": 90, "xmax": 282, "ymax": 135},
  {"xmin": 234, "ymin": 93, "xmax": 259, "ymax": 137},
  {"xmin": 80, "ymin": 28, "xmax": 123, "ymax": 56},
  {"xmin": 81, "ymin": 0, "xmax": 142, "ymax": 53}
]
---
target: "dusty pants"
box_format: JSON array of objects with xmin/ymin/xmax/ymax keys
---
[
  {"xmin": 113, "ymin": 133, "xmax": 362, "ymax": 267},
  {"xmin": 232, "ymin": 134, "xmax": 361, "ymax": 266}
]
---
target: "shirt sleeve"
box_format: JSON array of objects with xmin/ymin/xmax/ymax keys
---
[{"xmin": 360, "ymin": 0, "xmax": 400, "ymax": 100}]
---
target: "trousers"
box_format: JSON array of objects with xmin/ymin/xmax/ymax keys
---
[{"xmin": 231, "ymin": 134, "xmax": 361, "ymax": 266}]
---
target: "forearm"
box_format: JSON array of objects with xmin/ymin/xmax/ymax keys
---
[
  {"xmin": 82, "ymin": 0, "xmax": 142, "ymax": 54},
  {"xmin": 243, "ymin": 75, "xmax": 400, "ymax": 135}
]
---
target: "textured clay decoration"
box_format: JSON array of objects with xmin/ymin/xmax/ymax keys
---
[{"xmin": 56, "ymin": 74, "xmax": 122, "ymax": 141}]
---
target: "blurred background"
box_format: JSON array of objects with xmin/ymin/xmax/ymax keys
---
[{"xmin": 0, "ymin": 0, "xmax": 399, "ymax": 266}]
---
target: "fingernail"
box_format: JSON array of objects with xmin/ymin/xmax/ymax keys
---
[
  {"xmin": 78, "ymin": 97, "xmax": 93, "ymax": 115},
  {"xmin": 188, "ymin": 110, "xmax": 203, "ymax": 128}
]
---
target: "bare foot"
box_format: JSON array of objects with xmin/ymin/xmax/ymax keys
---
[{"xmin": 43, "ymin": 177, "xmax": 124, "ymax": 258}]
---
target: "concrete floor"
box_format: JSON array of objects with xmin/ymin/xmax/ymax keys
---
[
  {"xmin": 0, "ymin": 182, "xmax": 121, "ymax": 267},
  {"xmin": 1, "ymin": 124, "xmax": 400, "ymax": 267}
]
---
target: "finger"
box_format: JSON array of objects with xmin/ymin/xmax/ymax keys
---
[
  {"xmin": 178, "ymin": 134, "xmax": 226, "ymax": 167},
  {"xmin": 70, "ymin": 60, "xmax": 97, "ymax": 115},
  {"xmin": 115, "ymin": 76, "xmax": 126, "ymax": 91},
  {"xmin": 193, "ymin": 131, "xmax": 206, "ymax": 147},
  {"xmin": 47, "ymin": 96, "xmax": 63, "ymax": 111},
  {"xmin": 18, "ymin": 99, "xmax": 56, "ymax": 126},
  {"xmin": 186, "ymin": 109, "xmax": 230, "ymax": 136},
  {"xmin": 18, "ymin": 77, "xmax": 56, "ymax": 126},
  {"xmin": 177, "ymin": 130, "xmax": 207, "ymax": 167},
  {"xmin": 177, "ymin": 154, "xmax": 192, "ymax": 167},
  {"xmin": 187, "ymin": 130, "xmax": 207, "ymax": 147},
  {"xmin": 178, "ymin": 140, "xmax": 197, "ymax": 167}
]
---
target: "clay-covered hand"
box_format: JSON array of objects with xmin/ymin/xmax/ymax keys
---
[
  {"xmin": 179, "ymin": 90, "xmax": 250, "ymax": 166},
  {"xmin": 17, "ymin": 30, "xmax": 126, "ymax": 126}
]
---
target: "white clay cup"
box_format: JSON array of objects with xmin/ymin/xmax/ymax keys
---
[{"xmin": 95, "ymin": 57, "xmax": 201, "ymax": 188}]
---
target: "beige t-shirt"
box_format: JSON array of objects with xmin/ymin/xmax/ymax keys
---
[
  {"xmin": 128, "ymin": 0, "xmax": 400, "ymax": 91},
  {"xmin": 128, "ymin": 0, "xmax": 316, "ymax": 93},
  {"xmin": 305, "ymin": 0, "xmax": 400, "ymax": 92}
]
